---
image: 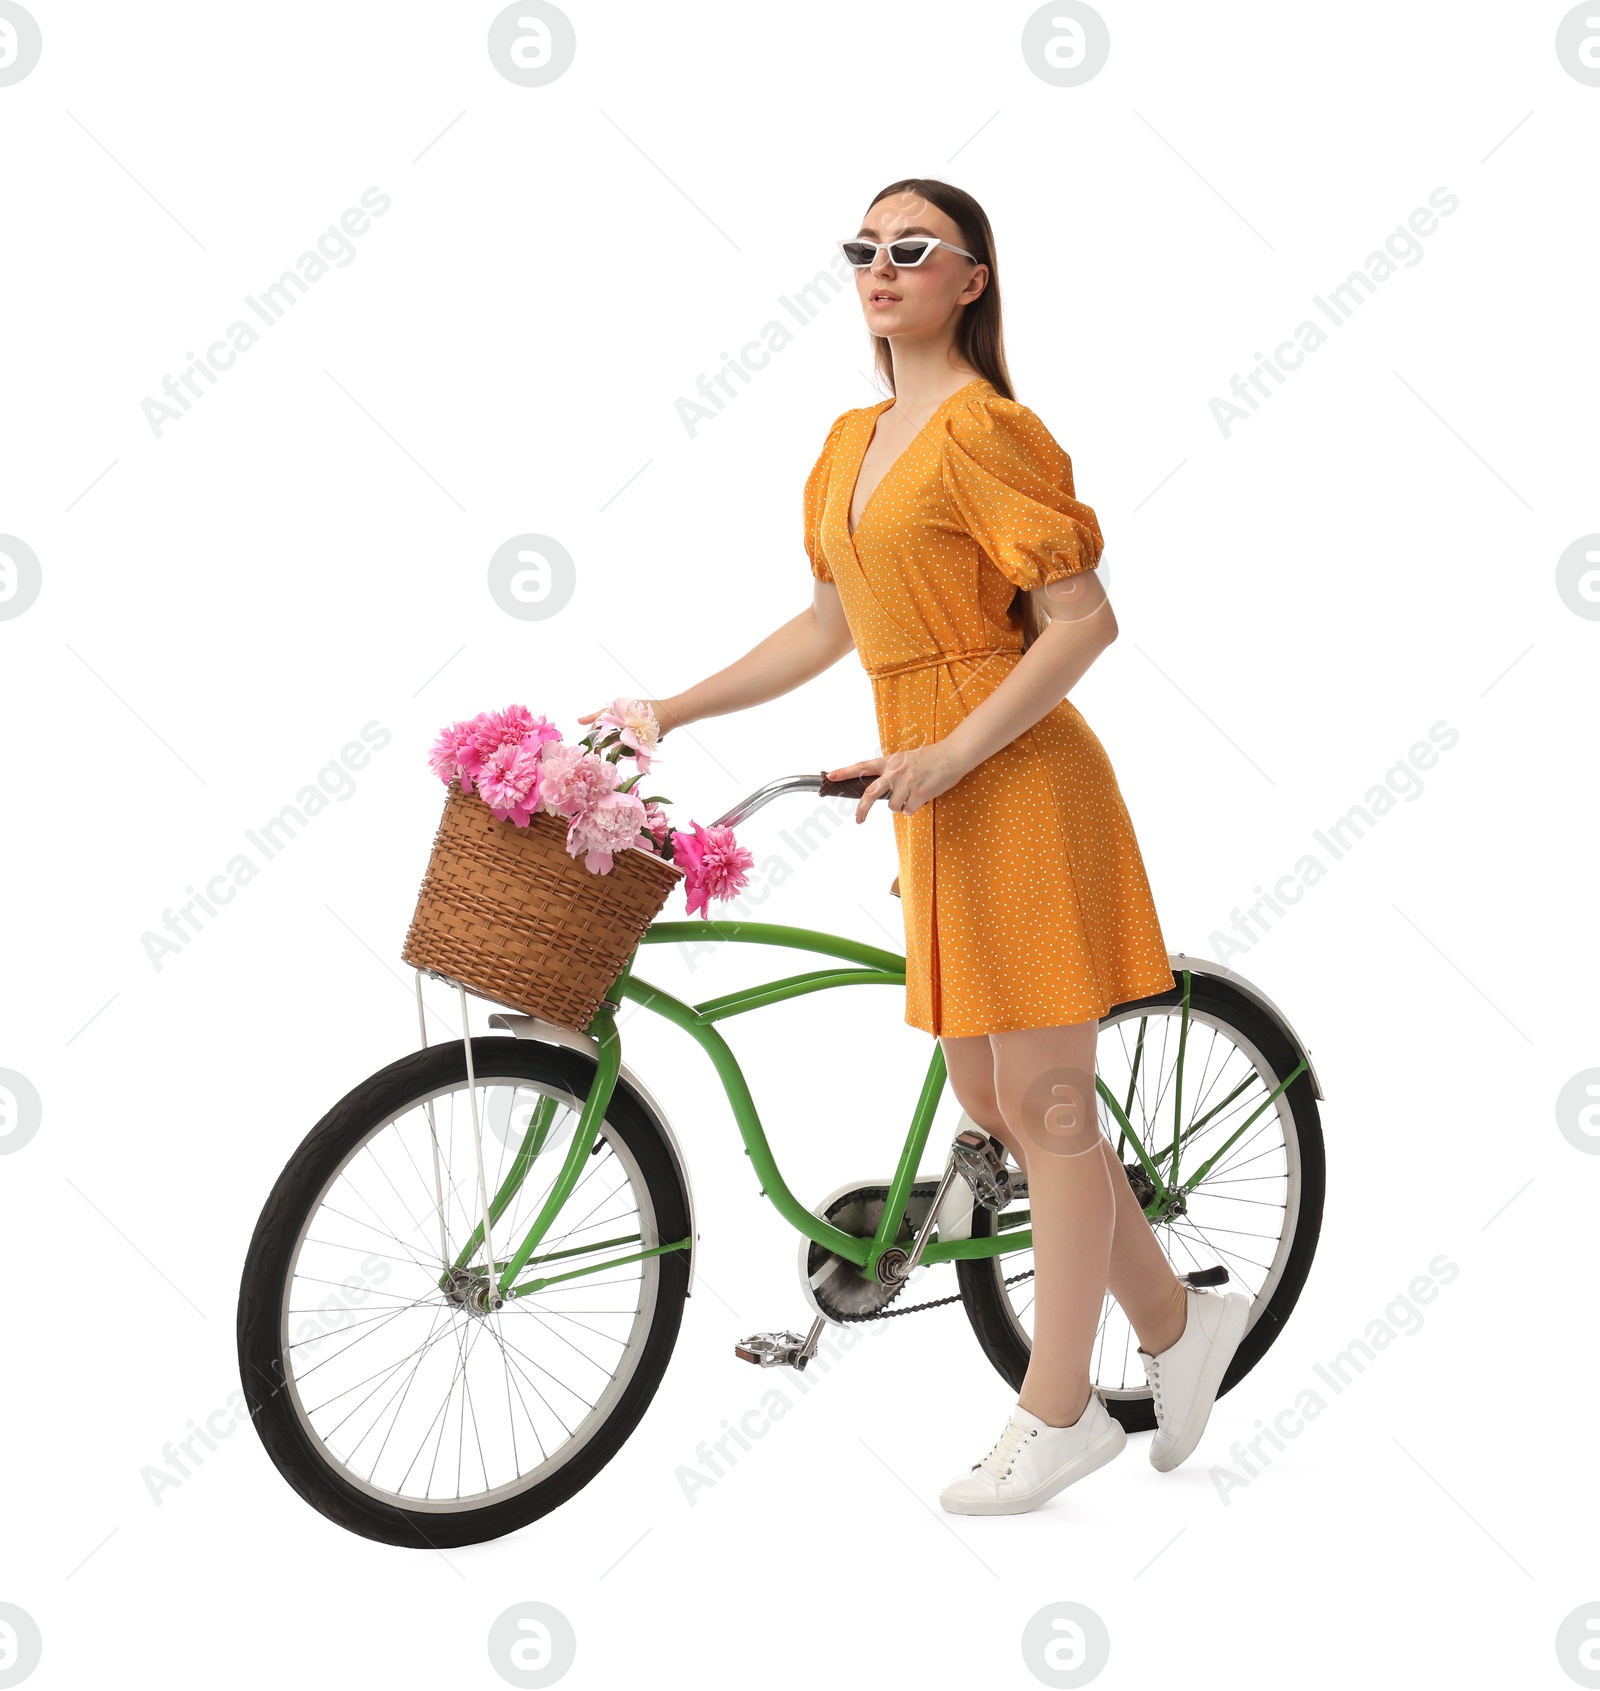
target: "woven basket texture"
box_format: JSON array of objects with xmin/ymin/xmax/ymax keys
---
[{"xmin": 402, "ymin": 783, "xmax": 683, "ymax": 1030}]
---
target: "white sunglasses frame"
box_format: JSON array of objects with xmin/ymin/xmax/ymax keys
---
[{"xmin": 837, "ymin": 235, "xmax": 979, "ymax": 269}]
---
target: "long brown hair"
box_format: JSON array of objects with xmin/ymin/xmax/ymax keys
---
[{"xmin": 861, "ymin": 178, "xmax": 1045, "ymax": 650}]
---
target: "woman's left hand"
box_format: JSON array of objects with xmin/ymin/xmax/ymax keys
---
[{"xmin": 838, "ymin": 742, "xmax": 969, "ymax": 823}]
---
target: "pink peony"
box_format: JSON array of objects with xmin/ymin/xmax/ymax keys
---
[
  {"xmin": 674, "ymin": 821, "xmax": 754, "ymax": 918},
  {"xmin": 449, "ymin": 711, "xmax": 500, "ymax": 793},
  {"xmin": 538, "ymin": 742, "xmax": 621, "ymax": 820},
  {"xmin": 431, "ymin": 706, "xmax": 562, "ymax": 796},
  {"xmin": 475, "ymin": 739, "xmax": 545, "ymax": 826},
  {"xmin": 428, "ymin": 718, "xmax": 479, "ymax": 786},
  {"xmin": 429, "ymin": 703, "xmax": 706, "ymax": 875},
  {"xmin": 566, "ymin": 789, "xmax": 648, "ymax": 873},
  {"xmin": 471, "ymin": 707, "xmax": 556, "ymax": 768},
  {"xmin": 495, "ymin": 704, "xmax": 561, "ymax": 750}
]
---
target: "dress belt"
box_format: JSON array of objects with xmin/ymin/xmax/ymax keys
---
[{"xmin": 864, "ymin": 645, "xmax": 1023, "ymax": 680}]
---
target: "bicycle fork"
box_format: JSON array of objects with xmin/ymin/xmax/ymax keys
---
[
  {"xmin": 413, "ymin": 976, "xmax": 509, "ymax": 1313},
  {"xmin": 418, "ymin": 985, "xmax": 666, "ymax": 1309}
]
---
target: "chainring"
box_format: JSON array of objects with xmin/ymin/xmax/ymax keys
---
[{"xmin": 801, "ymin": 1182, "xmax": 941, "ymax": 1321}]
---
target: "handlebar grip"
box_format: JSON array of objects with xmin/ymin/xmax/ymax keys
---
[{"xmin": 818, "ymin": 772, "xmax": 874, "ymax": 798}]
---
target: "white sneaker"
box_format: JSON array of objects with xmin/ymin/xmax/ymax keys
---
[
  {"xmin": 939, "ymin": 1393, "xmax": 1125, "ymax": 1515},
  {"xmin": 1140, "ymin": 1287, "xmax": 1250, "ymax": 1472}
]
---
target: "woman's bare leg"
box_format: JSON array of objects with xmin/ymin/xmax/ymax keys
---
[
  {"xmin": 986, "ymin": 1022, "xmax": 1111, "ymax": 1426},
  {"xmin": 1098, "ymin": 1139, "xmax": 1187, "ymax": 1356},
  {"xmin": 940, "ymin": 1026, "xmax": 1188, "ymax": 1426},
  {"xmin": 941, "ymin": 1033, "xmax": 1031, "ymax": 1168}
]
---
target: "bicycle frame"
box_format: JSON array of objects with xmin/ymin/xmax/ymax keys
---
[{"xmin": 444, "ymin": 917, "xmax": 1306, "ymax": 1307}]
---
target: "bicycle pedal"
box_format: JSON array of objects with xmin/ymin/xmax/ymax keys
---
[
  {"xmin": 1179, "ymin": 1266, "xmax": 1229, "ymax": 1288},
  {"xmin": 950, "ymin": 1127, "xmax": 1018, "ymax": 1211},
  {"xmin": 734, "ymin": 1329, "xmax": 812, "ymax": 1369}
]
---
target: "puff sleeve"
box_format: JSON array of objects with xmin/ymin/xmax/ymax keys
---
[
  {"xmin": 803, "ymin": 410, "xmax": 851, "ymax": 582},
  {"xmin": 940, "ymin": 392, "xmax": 1104, "ymax": 589}
]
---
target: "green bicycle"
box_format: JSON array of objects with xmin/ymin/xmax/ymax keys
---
[{"xmin": 237, "ymin": 773, "xmax": 1325, "ymax": 1547}]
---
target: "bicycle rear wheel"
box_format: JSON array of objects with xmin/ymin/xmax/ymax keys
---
[
  {"xmin": 237, "ymin": 1037, "xmax": 691, "ymax": 1546},
  {"xmin": 956, "ymin": 972, "xmax": 1324, "ymax": 1432}
]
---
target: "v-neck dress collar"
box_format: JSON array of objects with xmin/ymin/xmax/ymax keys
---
[{"xmin": 845, "ymin": 376, "xmax": 991, "ymax": 544}]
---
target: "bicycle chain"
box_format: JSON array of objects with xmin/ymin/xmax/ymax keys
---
[{"xmin": 834, "ymin": 1265, "xmax": 1036, "ymax": 1322}]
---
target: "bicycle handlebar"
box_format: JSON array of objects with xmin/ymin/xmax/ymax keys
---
[
  {"xmin": 711, "ymin": 771, "xmax": 874, "ymax": 829},
  {"xmin": 818, "ymin": 773, "xmax": 875, "ymax": 799}
]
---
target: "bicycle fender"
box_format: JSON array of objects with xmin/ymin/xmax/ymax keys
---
[{"xmin": 1164, "ymin": 952, "xmax": 1325, "ymax": 1101}]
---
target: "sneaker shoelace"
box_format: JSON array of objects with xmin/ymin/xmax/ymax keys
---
[
  {"xmin": 1144, "ymin": 1353, "xmax": 1166, "ymax": 1424},
  {"xmin": 976, "ymin": 1417, "xmax": 1039, "ymax": 1481}
]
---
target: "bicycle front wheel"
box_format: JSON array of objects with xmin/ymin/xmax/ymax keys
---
[
  {"xmin": 956, "ymin": 971, "xmax": 1325, "ymax": 1432},
  {"xmin": 237, "ymin": 1037, "xmax": 691, "ymax": 1546}
]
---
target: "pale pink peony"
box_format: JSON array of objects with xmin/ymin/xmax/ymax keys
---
[
  {"xmin": 640, "ymin": 799, "xmax": 672, "ymax": 853},
  {"xmin": 538, "ymin": 742, "xmax": 621, "ymax": 820},
  {"xmin": 674, "ymin": 821, "xmax": 754, "ymax": 918},
  {"xmin": 594, "ymin": 697, "xmax": 661, "ymax": 772},
  {"xmin": 566, "ymin": 789, "xmax": 649, "ymax": 873}
]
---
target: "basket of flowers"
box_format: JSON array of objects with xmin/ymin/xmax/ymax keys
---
[{"xmin": 401, "ymin": 699, "xmax": 753, "ymax": 1030}]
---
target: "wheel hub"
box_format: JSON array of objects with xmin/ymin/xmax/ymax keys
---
[{"xmin": 443, "ymin": 1266, "xmax": 505, "ymax": 1316}]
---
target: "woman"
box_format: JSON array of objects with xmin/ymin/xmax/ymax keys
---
[{"xmin": 582, "ymin": 178, "xmax": 1248, "ymax": 1515}]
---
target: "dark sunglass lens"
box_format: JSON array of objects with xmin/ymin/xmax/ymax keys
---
[
  {"xmin": 842, "ymin": 242, "xmax": 877, "ymax": 266},
  {"xmin": 888, "ymin": 240, "xmax": 934, "ymax": 264}
]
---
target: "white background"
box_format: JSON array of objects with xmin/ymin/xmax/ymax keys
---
[{"xmin": 1, "ymin": 2, "xmax": 1596, "ymax": 1687}]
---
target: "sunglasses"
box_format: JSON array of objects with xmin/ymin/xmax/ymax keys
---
[{"xmin": 838, "ymin": 235, "xmax": 978, "ymax": 269}]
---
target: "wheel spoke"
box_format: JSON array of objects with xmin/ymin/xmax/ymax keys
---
[
  {"xmin": 274, "ymin": 1070, "xmax": 668, "ymax": 1511},
  {"xmin": 362, "ymin": 1302, "xmax": 453, "ymax": 1485}
]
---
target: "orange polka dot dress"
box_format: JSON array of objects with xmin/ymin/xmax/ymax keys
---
[{"xmin": 803, "ymin": 375, "xmax": 1177, "ymax": 1038}]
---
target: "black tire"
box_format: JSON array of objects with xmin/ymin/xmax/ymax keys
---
[
  {"xmin": 956, "ymin": 973, "xmax": 1325, "ymax": 1433},
  {"xmin": 237, "ymin": 1037, "xmax": 691, "ymax": 1547}
]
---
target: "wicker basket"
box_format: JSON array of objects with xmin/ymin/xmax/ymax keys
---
[{"xmin": 401, "ymin": 783, "xmax": 684, "ymax": 1031}]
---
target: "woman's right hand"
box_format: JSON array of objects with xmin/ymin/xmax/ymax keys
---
[{"xmin": 823, "ymin": 757, "xmax": 891, "ymax": 823}]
